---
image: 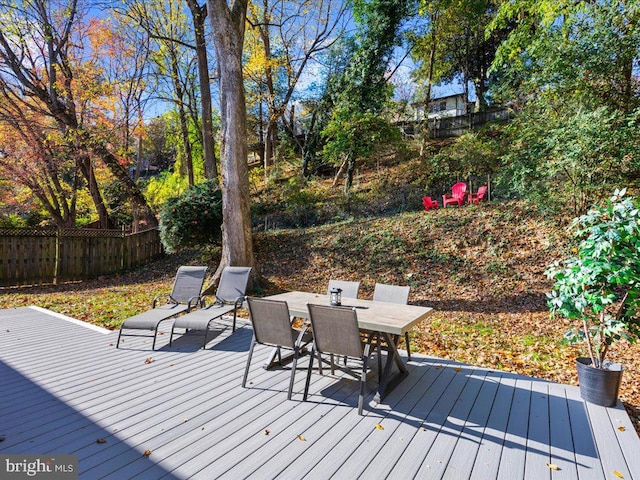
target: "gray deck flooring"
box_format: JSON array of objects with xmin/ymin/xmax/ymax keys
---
[{"xmin": 1, "ymin": 307, "xmax": 639, "ymax": 479}]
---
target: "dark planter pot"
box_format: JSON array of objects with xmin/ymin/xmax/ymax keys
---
[{"xmin": 576, "ymin": 357, "xmax": 623, "ymax": 407}]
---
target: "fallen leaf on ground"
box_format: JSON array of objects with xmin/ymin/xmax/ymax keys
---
[
  {"xmin": 264, "ymin": 430, "xmax": 270, "ymax": 435},
  {"xmin": 618, "ymin": 426, "xmax": 626, "ymax": 432},
  {"xmin": 453, "ymin": 367, "xmax": 462, "ymax": 372},
  {"xmin": 375, "ymin": 423, "xmax": 384, "ymax": 431},
  {"xmin": 144, "ymin": 358, "xmax": 153, "ymax": 364},
  {"xmin": 546, "ymin": 463, "xmax": 559, "ymax": 470},
  {"xmin": 96, "ymin": 438, "xmax": 107, "ymax": 444},
  {"xmin": 613, "ymin": 470, "xmax": 624, "ymax": 478},
  {"xmin": 297, "ymin": 435, "xmax": 306, "ymax": 441},
  {"xmin": 143, "ymin": 450, "xmax": 152, "ymax": 457}
]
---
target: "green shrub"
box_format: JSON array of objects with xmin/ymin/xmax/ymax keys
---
[{"xmin": 158, "ymin": 180, "xmax": 223, "ymax": 253}]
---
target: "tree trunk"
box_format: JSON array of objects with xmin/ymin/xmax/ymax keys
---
[
  {"xmin": 207, "ymin": 0, "xmax": 256, "ymax": 287},
  {"xmin": 77, "ymin": 154, "xmax": 112, "ymax": 229},
  {"xmin": 186, "ymin": 0, "xmax": 218, "ymax": 180},
  {"xmin": 84, "ymin": 135, "xmax": 158, "ymax": 229},
  {"xmin": 170, "ymin": 50, "xmax": 195, "ymax": 187}
]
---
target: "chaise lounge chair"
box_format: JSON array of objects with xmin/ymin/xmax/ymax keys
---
[
  {"xmin": 116, "ymin": 265, "xmax": 208, "ymax": 350},
  {"xmin": 169, "ymin": 266, "xmax": 252, "ymax": 349}
]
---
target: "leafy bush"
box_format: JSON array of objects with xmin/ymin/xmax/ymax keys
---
[
  {"xmin": 158, "ymin": 180, "xmax": 223, "ymax": 253},
  {"xmin": 546, "ymin": 189, "xmax": 640, "ymax": 368}
]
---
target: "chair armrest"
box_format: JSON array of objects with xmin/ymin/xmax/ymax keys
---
[
  {"xmin": 153, "ymin": 293, "xmax": 171, "ymax": 308},
  {"xmin": 187, "ymin": 296, "xmax": 204, "ymax": 311}
]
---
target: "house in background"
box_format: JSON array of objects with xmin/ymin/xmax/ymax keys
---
[{"xmin": 412, "ymin": 93, "xmax": 474, "ymax": 121}]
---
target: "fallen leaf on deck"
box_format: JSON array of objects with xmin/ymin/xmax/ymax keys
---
[
  {"xmin": 183, "ymin": 418, "xmax": 188, "ymax": 422},
  {"xmin": 264, "ymin": 430, "xmax": 270, "ymax": 436},
  {"xmin": 144, "ymin": 358, "xmax": 153, "ymax": 364},
  {"xmin": 297, "ymin": 435, "xmax": 306, "ymax": 441},
  {"xmin": 435, "ymin": 365, "xmax": 443, "ymax": 370},
  {"xmin": 96, "ymin": 438, "xmax": 107, "ymax": 444},
  {"xmin": 143, "ymin": 450, "xmax": 152, "ymax": 457},
  {"xmin": 375, "ymin": 423, "xmax": 384, "ymax": 431},
  {"xmin": 453, "ymin": 367, "xmax": 462, "ymax": 372},
  {"xmin": 613, "ymin": 470, "xmax": 624, "ymax": 478},
  {"xmin": 546, "ymin": 463, "xmax": 559, "ymax": 470},
  {"xmin": 618, "ymin": 426, "xmax": 626, "ymax": 432}
]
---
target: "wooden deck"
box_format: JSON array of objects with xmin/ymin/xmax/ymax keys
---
[{"xmin": 1, "ymin": 307, "xmax": 639, "ymax": 480}]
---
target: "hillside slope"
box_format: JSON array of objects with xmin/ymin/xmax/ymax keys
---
[{"xmin": 254, "ymin": 200, "xmax": 640, "ymax": 433}]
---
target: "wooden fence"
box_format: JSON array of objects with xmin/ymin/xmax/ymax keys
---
[{"xmin": 0, "ymin": 227, "xmax": 163, "ymax": 287}]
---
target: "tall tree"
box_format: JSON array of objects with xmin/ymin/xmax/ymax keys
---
[
  {"xmin": 246, "ymin": 0, "xmax": 348, "ymax": 172},
  {"xmin": 206, "ymin": 0, "xmax": 256, "ymax": 282},
  {"xmin": 322, "ymin": 0, "xmax": 411, "ymax": 192}
]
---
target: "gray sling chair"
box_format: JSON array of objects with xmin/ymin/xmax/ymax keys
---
[
  {"xmin": 242, "ymin": 297, "xmax": 310, "ymax": 399},
  {"xmin": 326, "ymin": 280, "xmax": 360, "ymax": 300},
  {"xmin": 116, "ymin": 266, "xmax": 208, "ymax": 350},
  {"xmin": 373, "ymin": 283, "xmax": 412, "ymax": 360},
  {"xmin": 303, "ymin": 304, "xmax": 378, "ymax": 416},
  {"xmin": 169, "ymin": 266, "xmax": 252, "ymax": 349}
]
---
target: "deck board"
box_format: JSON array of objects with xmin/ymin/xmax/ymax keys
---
[{"xmin": 1, "ymin": 307, "xmax": 639, "ymax": 480}]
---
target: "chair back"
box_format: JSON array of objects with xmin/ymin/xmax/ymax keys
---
[
  {"xmin": 422, "ymin": 197, "xmax": 435, "ymax": 210},
  {"xmin": 326, "ymin": 280, "xmax": 360, "ymax": 299},
  {"xmin": 452, "ymin": 182, "xmax": 467, "ymax": 200},
  {"xmin": 170, "ymin": 266, "xmax": 208, "ymax": 304},
  {"xmin": 216, "ymin": 267, "xmax": 252, "ymax": 303},
  {"xmin": 246, "ymin": 297, "xmax": 296, "ymax": 348},
  {"xmin": 476, "ymin": 185, "xmax": 487, "ymax": 200},
  {"xmin": 373, "ymin": 283, "xmax": 410, "ymax": 305},
  {"xmin": 307, "ymin": 304, "xmax": 363, "ymax": 359}
]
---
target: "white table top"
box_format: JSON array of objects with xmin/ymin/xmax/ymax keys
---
[{"xmin": 264, "ymin": 291, "xmax": 433, "ymax": 336}]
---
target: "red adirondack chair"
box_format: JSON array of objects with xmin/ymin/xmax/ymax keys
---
[
  {"xmin": 422, "ymin": 196, "xmax": 439, "ymax": 211},
  {"xmin": 442, "ymin": 182, "xmax": 467, "ymax": 208},
  {"xmin": 468, "ymin": 185, "xmax": 488, "ymax": 205}
]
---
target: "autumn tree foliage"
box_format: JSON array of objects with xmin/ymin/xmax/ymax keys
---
[{"xmin": 0, "ymin": 0, "xmax": 157, "ymax": 228}]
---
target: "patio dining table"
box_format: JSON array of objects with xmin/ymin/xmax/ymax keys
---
[{"xmin": 263, "ymin": 291, "xmax": 433, "ymax": 402}]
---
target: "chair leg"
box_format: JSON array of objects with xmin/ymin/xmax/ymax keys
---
[
  {"xmin": 358, "ymin": 352, "xmax": 370, "ymax": 416},
  {"xmin": 232, "ymin": 310, "xmax": 237, "ymax": 332},
  {"xmin": 330, "ymin": 354, "xmax": 335, "ymax": 375},
  {"xmin": 116, "ymin": 329, "xmax": 123, "ymax": 349},
  {"xmin": 152, "ymin": 328, "xmax": 158, "ymax": 351},
  {"xmin": 303, "ymin": 346, "xmax": 315, "ymax": 401},
  {"xmin": 242, "ymin": 339, "xmax": 257, "ymax": 388},
  {"xmin": 405, "ymin": 331, "xmax": 411, "ymax": 361},
  {"xmin": 169, "ymin": 325, "xmax": 176, "ymax": 346},
  {"xmin": 288, "ymin": 347, "xmax": 299, "ymax": 400}
]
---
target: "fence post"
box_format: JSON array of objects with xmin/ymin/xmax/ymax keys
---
[
  {"xmin": 54, "ymin": 228, "xmax": 61, "ymax": 285},
  {"xmin": 121, "ymin": 226, "xmax": 126, "ymax": 272}
]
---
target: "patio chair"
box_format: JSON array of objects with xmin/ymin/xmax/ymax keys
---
[
  {"xmin": 116, "ymin": 265, "xmax": 208, "ymax": 350},
  {"xmin": 442, "ymin": 182, "xmax": 467, "ymax": 208},
  {"xmin": 326, "ymin": 280, "xmax": 360, "ymax": 299},
  {"xmin": 468, "ymin": 185, "xmax": 488, "ymax": 205},
  {"xmin": 169, "ymin": 266, "xmax": 251, "ymax": 349},
  {"xmin": 303, "ymin": 304, "xmax": 377, "ymax": 415},
  {"xmin": 422, "ymin": 196, "xmax": 439, "ymax": 211},
  {"xmin": 373, "ymin": 283, "xmax": 412, "ymax": 361},
  {"xmin": 242, "ymin": 297, "xmax": 308, "ymax": 400}
]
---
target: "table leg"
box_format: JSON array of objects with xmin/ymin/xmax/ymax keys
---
[{"xmin": 374, "ymin": 332, "xmax": 409, "ymax": 403}]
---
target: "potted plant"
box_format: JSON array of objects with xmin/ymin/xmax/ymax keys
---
[{"xmin": 546, "ymin": 189, "xmax": 640, "ymax": 406}]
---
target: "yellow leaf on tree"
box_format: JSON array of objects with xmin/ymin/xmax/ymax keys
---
[{"xmin": 613, "ymin": 470, "xmax": 624, "ymax": 478}]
